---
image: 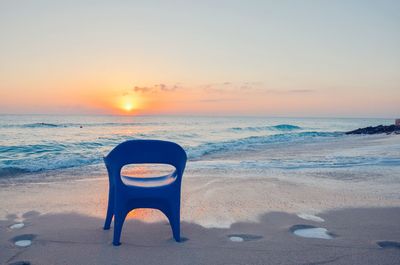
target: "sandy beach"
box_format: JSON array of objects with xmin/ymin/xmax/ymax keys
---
[{"xmin": 1, "ymin": 170, "xmax": 400, "ymax": 264}]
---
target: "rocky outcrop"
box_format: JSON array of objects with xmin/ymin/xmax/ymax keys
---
[{"xmin": 346, "ymin": 125, "xmax": 400, "ymax": 135}]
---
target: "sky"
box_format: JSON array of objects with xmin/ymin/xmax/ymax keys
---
[{"xmin": 0, "ymin": 0, "xmax": 399, "ymax": 117}]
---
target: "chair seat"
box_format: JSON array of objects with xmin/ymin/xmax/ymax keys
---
[{"xmin": 121, "ymin": 172, "xmax": 177, "ymax": 187}]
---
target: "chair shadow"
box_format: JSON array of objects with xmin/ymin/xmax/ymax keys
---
[{"xmin": 1, "ymin": 207, "xmax": 399, "ymax": 265}]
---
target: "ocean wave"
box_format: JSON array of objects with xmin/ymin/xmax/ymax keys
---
[
  {"xmin": 23, "ymin": 123, "xmax": 62, "ymax": 128},
  {"xmin": 230, "ymin": 124, "xmax": 302, "ymax": 132},
  {"xmin": 0, "ymin": 140, "xmax": 112, "ymax": 177},
  {"xmin": 1, "ymin": 123, "xmax": 72, "ymax": 129},
  {"xmin": 0, "ymin": 155, "xmax": 101, "ymax": 178},
  {"xmin": 0, "ymin": 167, "xmax": 31, "ymax": 178},
  {"xmin": 76, "ymin": 122, "xmax": 164, "ymax": 128},
  {"xmin": 273, "ymin": 124, "xmax": 302, "ymax": 130},
  {"xmin": 188, "ymin": 131, "xmax": 341, "ymax": 159},
  {"xmin": 1, "ymin": 121, "xmax": 164, "ymax": 129},
  {"xmin": 238, "ymin": 156, "xmax": 400, "ymax": 170},
  {"xmin": 189, "ymin": 156, "xmax": 400, "ymax": 173},
  {"xmin": 0, "ymin": 143, "xmax": 67, "ymax": 154},
  {"xmin": 0, "ymin": 131, "xmax": 340, "ymax": 177}
]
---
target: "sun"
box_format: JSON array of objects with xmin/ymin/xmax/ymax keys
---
[
  {"xmin": 117, "ymin": 95, "xmax": 142, "ymax": 114},
  {"xmin": 123, "ymin": 102, "xmax": 134, "ymax": 112}
]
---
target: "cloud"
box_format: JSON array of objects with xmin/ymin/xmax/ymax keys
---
[
  {"xmin": 196, "ymin": 98, "xmax": 239, "ymax": 103},
  {"xmin": 201, "ymin": 81, "xmax": 263, "ymax": 94},
  {"xmin": 287, "ymin": 89, "xmax": 314, "ymax": 93},
  {"xmin": 133, "ymin": 86, "xmax": 153, "ymax": 93},
  {"xmin": 196, "ymin": 99, "xmax": 222, "ymax": 103},
  {"xmin": 132, "ymin": 83, "xmax": 181, "ymax": 93},
  {"xmin": 157, "ymin": 83, "xmax": 179, "ymax": 92},
  {"xmin": 129, "ymin": 82, "xmax": 314, "ymax": 96},
  {"xmin": 262, "ymin": 88, "xmax": 315, "ymax": 94}
]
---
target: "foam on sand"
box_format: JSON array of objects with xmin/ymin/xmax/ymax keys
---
[
  {"xmin": 290, "ymin": 225, "xmax": 334, "ymax": 239},
  {"xmin": 229, "ymin": 236, "xmax": 244, "ymax": 242},
  {"xmin": 228, "ymin": 234, "xmax": 263, "ymax": 242},
  {"xmin": 9, "ymin": 223, "xmax": 25, "ymax": 229},
  {"xmin": 297, "ymin": 213, "xmax": 324, "ymax": 222},
  {"xmin": 15, "ymin": 240, "xmax": 32, "ymax": 247}
]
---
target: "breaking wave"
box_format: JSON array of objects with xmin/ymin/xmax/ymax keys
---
[
  {"xmin": 230, "ymin": 124, "xmax": 302, "ymax": 132},
  {"xmin": 187, "ymin": 131, "xmax": 341, "ymax": 159},
  {"xmin": 0, "ymin": 131, "xmax": 340, "ymax": 176}
]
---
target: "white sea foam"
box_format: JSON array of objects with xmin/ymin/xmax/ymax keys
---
[
  {"xmin": 293, "ymin": 228, "xmax": 333, "ymax": 239},
  {"xmin": 297, "ymin": 213, "xmax": 324, "ymax": 222},
  {"xmin": 15, "ymin": 240, "xmax": 32, "ymax": 247},
  {"xmin": 229, "ymin": 236, "xmax": 244, "ymax": 242},
  {"xmin": 10, "ymin": 223, "xmax": 24, "ymax": 229}
]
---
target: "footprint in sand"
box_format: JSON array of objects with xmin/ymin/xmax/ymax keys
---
[
  {"xmin": 178, "ymin": 237, "xmax": 189, "ymax": 242},
  {"xmin": 9, "ymin": 261, "xmax": 31, "ymax": 265},
  {"xmin": 11, "ymin": 234, "xmax": 36, "ymax": 248},
  {"xmin": 6, "ymin": 214, "xmax": 18, "ymax": 221},
  {"xmin": 228, "ymin": 234, "xmax": 263, "ymax": 242},
  {"xmin": 290, "ymin": 225, "xmax": 335, "ymax": 239},
  {"xmin": 377, "ymin": 241, "xmax": 400, "ymax": 249},
  {"xmin": 22, "ymin": 211, "xmax": 40, "ymax": 219}
]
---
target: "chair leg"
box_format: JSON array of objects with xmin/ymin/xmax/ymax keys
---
[
  {"xmin": 113, "ymin": 210, "xmax": 128, "ymax": 246},
  {"xmin": 103, "ymin": 189, "xmax": 114, "ymax": 230},
  {"xmin": 166, "ymin": 203, "xmax": 181, "ymax": 242},
  {"xmin": 103, "ymin": 206, "xmax": 113, "ymax": 230}
]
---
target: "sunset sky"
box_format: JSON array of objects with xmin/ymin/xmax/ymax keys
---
[{"xmin": 0, "ymin": 1, "xmax": 399, "ymax": 117}]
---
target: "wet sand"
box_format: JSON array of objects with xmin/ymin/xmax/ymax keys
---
[
  {"xmin": 1, "ymin": 175, "xmax": 399, "ymax": 228},
  {"xmin": 1, "ymin": 174, "xmax": 400, "ymax": 264},
  {"xmin": 1, "ymin": 208, "xmax": 399, "ymax": 265}
]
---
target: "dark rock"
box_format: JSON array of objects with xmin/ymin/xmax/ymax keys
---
[{"xmin": 346, "ymin": 125, "xmax": 400, "ymax": 135}]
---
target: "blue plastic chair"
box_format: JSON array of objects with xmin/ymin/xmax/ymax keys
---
[{"xmin": 103, "ymin": 139, "xmax": 187, "ymax": 246}]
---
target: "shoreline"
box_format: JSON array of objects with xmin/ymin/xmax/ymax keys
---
[{"xmin": 1, "ymin": 171, "xmax": 399, "ymax": 227}]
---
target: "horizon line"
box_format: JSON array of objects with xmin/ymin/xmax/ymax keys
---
[{"xmin": 0, "ymin": 113, "xmax": 397, "ymax": 120}]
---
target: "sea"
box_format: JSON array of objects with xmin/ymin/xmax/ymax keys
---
[{"xmin": 0, "ymin": 115, "xmax": 399, "ymax": 187}]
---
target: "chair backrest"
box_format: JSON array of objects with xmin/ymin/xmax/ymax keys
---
[{"xmin": 104, "ymin": 140, "xmax": 187, "ymax": 186}]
